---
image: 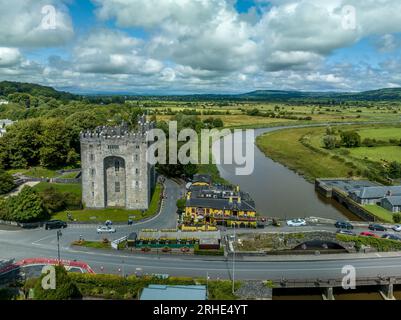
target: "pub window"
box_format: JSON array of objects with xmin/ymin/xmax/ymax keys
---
[{"xmin": 115, "ymin": 182, "xmax": 121, "ymax": 193}]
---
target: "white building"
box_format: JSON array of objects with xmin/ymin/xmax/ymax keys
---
[{"xmin": 0, "ymin": 119, "xmax": 14, "ymax": 137}]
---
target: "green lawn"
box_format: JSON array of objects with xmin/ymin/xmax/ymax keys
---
[
  {"xmin": 60, "ymin": 171, "xmax": 80, "ymax": 179},
  {"xmin": 53, "ymin": 183, "xmax": 163, "ymax": 223},
  {"xmin": 33, "ymin": 182, "xmax": 82, "ymax": 196},
  {"xmin": 72, "ymin": 240, "xmax": 111, "ymax": 249},
  {"xmin": 364, "ymin": 205, "xmax": 394, "ymax": 223},
  {"xmin": 7, "ymin": 167, "xmax": 60, "ymax": 178},
  {"xmin": 349, "ymin": 146, "xmax": 401, "ymax": 163},
  {"xmin": 256, "ymin": 127, "xmax": 353, "ymax": 181},
  {"xmin": 358, "ymin": 127, "xmax": 401, "ymax": 141}
]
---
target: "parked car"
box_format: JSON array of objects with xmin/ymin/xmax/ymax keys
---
[
  {"xmin": 286, "ymin": 219, "xmax": 307, "ymax": 227},
  {"xmin": 360, "ymin": 231, "xmax": 380, "ymax": 238},
  {"xmin": 97, "ymin": 226, "xmax": 116, "ymax": 234},
  {"xmin": 272, "ymin": 218, "xmax": 281, "ymax": 227},
  {"xmin": 382, "ymin": 234, "xmax": 401, "ymax": 241},
  {"xmin": 44, "ymin": 220, "xmax": 67, "ymax": 230},
  {"xmin": 337, "ymin": 229, "xmax": 356, "ymax": 236},
  {"xmin": 368, "ymin": 224, "xmax": 387, "ymax": 232},
  {"xmin": 392, "ymin": 225, "xmax": 401, "ymax": 232},
  {"xmin": 335, "ymin": 221, "xmax": 354, "ymax": 230}
]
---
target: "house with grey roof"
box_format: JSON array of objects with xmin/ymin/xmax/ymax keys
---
[
  {"xmin": 349, "ymin": 186, "xmax": 401, "ymax": 205},
  {"xmin": 381, "ymin": 196, "xmax": 401, "ymax": 213}
]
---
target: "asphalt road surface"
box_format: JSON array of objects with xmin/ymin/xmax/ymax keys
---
[{"xmin": 1, "ymin": 178, "xmax": 401, "ymax": 281}]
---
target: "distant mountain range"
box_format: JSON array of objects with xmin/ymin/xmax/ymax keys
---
[{"xmin": 1, "ymin": 81, "xmax": 401, "ymax": 102}]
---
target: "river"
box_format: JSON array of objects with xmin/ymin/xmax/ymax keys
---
[{"xmin": 212, "ymin": 126, "xmax": 355, "ymax": 220}]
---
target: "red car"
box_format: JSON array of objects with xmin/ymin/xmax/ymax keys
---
[{"xmin": 360, "ymin": 231, "xmax": 379, "ymax": 238}]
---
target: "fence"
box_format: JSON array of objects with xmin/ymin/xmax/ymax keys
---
[{"xmin": 112, "ymin": 236, "xmax": 128, "ymax": 250}]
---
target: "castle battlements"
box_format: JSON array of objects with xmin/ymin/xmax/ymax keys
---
[{"xmin": 80, "ymin": 116, "xmax": 155, "ymax": 142}]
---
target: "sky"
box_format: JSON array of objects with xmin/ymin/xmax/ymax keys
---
[{"xmin": 0, "ymin": 0, "xmax": 401, "ymax": 94}]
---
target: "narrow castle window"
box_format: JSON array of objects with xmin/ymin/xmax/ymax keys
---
[
  {"xmin": 91, "ymin": 169, "xmax": 95, "ymax": 176},
  {"xmin": 115, "ymin": 182, "xmax": 120, "ymax": 193},
  {"xmin": 115, "ymin": 160, "xmax": 120, "ymax": 172},
  {"xmin": 136, "ymin": 168, "xmax": 139, "ymax": 175},
  {"xmin": 90, "ymin": 154, "xmax": 95, "ymax": 161}
]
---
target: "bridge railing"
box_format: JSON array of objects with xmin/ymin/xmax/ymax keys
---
[{"xmin": 274, "ymin": 276, "xmax": 401, "ymax": 288}]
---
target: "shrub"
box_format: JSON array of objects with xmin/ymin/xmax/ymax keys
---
[
  {"xmin": 393, "ymin": 213, "xmax": 401, "ymax": 224},
  {"xmin": 0, "ymin": 170, "xmax": 16, "ymax": 195},
  {"xmin": 34, "ymin": 266, "xmax": 82, "ymax": 300}
]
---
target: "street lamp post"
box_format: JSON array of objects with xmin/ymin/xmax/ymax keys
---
[
  {"xmin": 56, "ymin": 230, "xmax": 62, "ymax": 264},
  {"xmin": 232, "ymin": 223, "xmax": 236, "ymax": 295}
]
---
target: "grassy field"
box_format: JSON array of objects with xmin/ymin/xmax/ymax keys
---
[
  {"xmin": 52, "ymin": 183, "xmax": 162, "ymax": 223},
  {"xmin": 154, "ymin": 101, "xmax": 401, "ymax": 128},
  {"xmin": 364, "ymin": 205, "xmax": 394, "ymax": 223},
  {"xmin": 7, "ymin": 167, "xmax": 60, "ymax": 178},
  {"xmin": 358, "ymin": 127, "xmax": 401, "ymax": 140},
  {"xmin": 256, "ymin": 124, "xmax": 401, "ymax": 183},
  {"xmin": 349, "ymin": 146, "xmax": 401, "ymax": 163},
  {"xmin": 33, "ymin": 182, "xmax": 82, "ymax": 196},
  {"xmin": 256, "ymin": 127, "xmax": 354, "ymax": 182}
]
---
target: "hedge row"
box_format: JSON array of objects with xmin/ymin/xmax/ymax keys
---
[{"xmin": 337, "ymin": 234, "xmax": 401, "ymax": 252}]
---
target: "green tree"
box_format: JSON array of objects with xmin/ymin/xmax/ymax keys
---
[
  {"xmin": 388, "ymin": 162, "xmax": 401, "ymax": 179},
  {"xmin": 393, "ymin": 213, "xmax": 401, "ymax": 224},
  {"xmin": 39, "ymin": 187, "xmax": 67, "ymax": 214},
  {"xmin": 7, "ymin": 186, "xmax": 49, "ymax": 222},
  {"xmin": 34, "ymin": 266, "xmax": 82, "ymax": 300},
  {"xmin": 0, "ymin": 169, "xmax": 16, "ymax": 195},
  {"xmin": 340, "ymin": 131, "xmax": 361, "ymax": 148},
  {"xmin": 323, "ymin": 135, "xmax": 338, "ymax": 150}
]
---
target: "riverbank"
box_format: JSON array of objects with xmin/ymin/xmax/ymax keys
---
[{"xmin": 255, "ymin": 123, "xmax": 401, "ymax": 183}]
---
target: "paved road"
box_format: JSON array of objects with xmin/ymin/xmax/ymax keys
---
[{"xmin": 1, "ymin": 178, "xmax": 401, "ymax": 281}]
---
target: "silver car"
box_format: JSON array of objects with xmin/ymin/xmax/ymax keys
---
[{"xmin": 97, "ymin": 226, "xmax": 116, "ymax": 234}]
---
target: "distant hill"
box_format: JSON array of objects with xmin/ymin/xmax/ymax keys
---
[
  {"xmin": 236, "ymin": 88, "xmax": 401, "ymax": 101},
  {"xmin": 0, "ymin": 81, "xmax": 78, "ymax": 101},
  {"xmin": 0, "ymin": 81, "xmax": 400, "ymax": 102}
]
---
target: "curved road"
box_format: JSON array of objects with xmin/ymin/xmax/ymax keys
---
[{"xmin": 2, "ymin": 121, "xmax": 401, "ymax": 281}]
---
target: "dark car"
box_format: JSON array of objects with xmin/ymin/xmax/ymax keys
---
[
  {"xmin": 369, "ymin": 224, "xmax": 387, "ymax": 232},
  {"xmin": 44, "ymin": 220, "xmax": 67, "ymax": 230},
  {"xmin": 335, "ymin": 221, "xmax": 354, "ymax": 230},
  {"xmin": 382, "ymin": 234, "xmax": 401, "ymax": 241}
]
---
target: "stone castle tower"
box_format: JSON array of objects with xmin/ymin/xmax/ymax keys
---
[{"xmin": 80, "ymin": 116, "xmax": 156, "ymax": 210}]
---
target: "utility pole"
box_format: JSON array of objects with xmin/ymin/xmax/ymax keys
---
[
  {"xmin": 232, "ymin": 223, "xmax": 236, "ymax": 295},
  {"xmin": 56, "ymin": 230, "xmax": 62, "ymax": 264},
  {"xmin": 206, "ymin": 272, "xmax": 210, "ymax": 299}
]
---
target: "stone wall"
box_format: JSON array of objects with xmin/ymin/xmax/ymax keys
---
[{"xmin": 80, "ymin": 121, "xmax": 155, "ymax": 210}]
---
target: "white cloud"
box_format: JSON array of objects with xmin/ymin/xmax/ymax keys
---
[
  {"xmin": 0, "ymin": 48, "xmax": 22, "ymax": 67},
  {"xmin": 0, "ymin": 0, "xmax": 73, "ymax": 47},
  {"xmin": 2, "ymin": 0, "xmax": 401, "ymax": 93},
  {"xmin": 73, "ymin": 29, "xmax": 164, "ymax": 75}
]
